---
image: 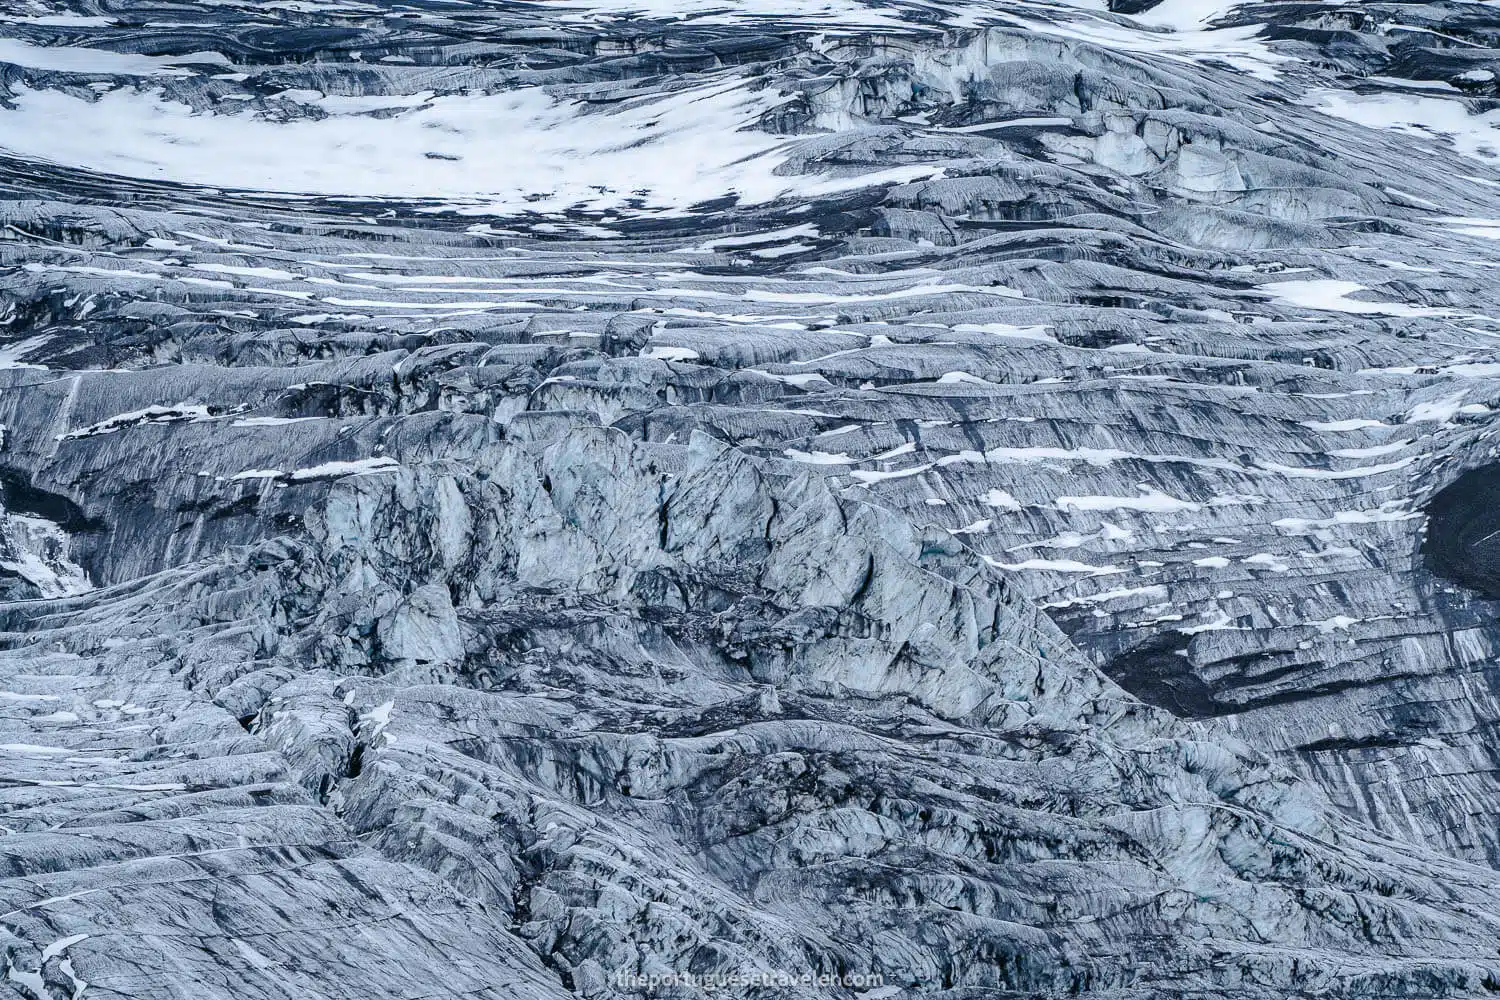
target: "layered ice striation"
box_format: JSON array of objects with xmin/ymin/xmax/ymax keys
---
[{"xmin": 3, "ymin": 1, "xmax": 1500, "ymax": 998}]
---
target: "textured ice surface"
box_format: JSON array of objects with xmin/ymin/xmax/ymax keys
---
[{"xmin": 4, "ymin": 1, "xmax": 1500, "ymax": 999}]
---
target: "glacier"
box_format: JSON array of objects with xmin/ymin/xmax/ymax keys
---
[{"xmin": 2, "ymin": 0, "xmax": 1500, "ymax": 998}]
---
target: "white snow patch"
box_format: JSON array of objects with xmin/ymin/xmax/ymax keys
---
[
  {"xmin": 0, "ymin": 691, "xmax": 58, "ymax": 703},
  {"xmin": 870, "ymin": 442, "xmax": 916, "ymax": 461},
  {"xmin": 935, "ymin": 371, "xmax": 998, "ymax": 386},
  {"xmin": 0, "ymin": 37, "xmax": 207, "ymax": 76},
  {"xmin": 952, "ymin": 322, "xmax": 1057, "ymax": 342},
  {"xmin": 1301, "ymin": 418, "xmax": 1388, "ymax": 432},
  {"xmin": 1180, "ymin": 612, "xmax": 1241, "ymax": 635},
  {"xmin": 929, "ymin": 117, "xmax": 1073, "ymax": 133},
  {"xmin": 290, "ymin": 313, "xmax": 368, "ymax": 325},
  {"xmin": 61, "ymin": 404, "xmax": 211, "ymax": 440},
  {"xmin": 1441, "ymin": 363, "xmax": 1500, "ymax": 378},
  {"xmin": 59, "ymin": 957, "xmax": 87, "ymax": 1000},
  {"xmin": 1256, "ymin": 457, "xmax": 1414, "ymax": 480},
  {"xmin": 190, "ymin": 262, "xmax": 301, "ymax": 282},
  {"xmin": 745, "ymin": 282, "xmax": 1020, "ymax": 305},
  {"xmin": 784, "ymin": 449, "xmax": 854, "ymax": 465},
  {"xmin": 642, "ymin": 345, "xmax": 701, "ymax": 362},
  {"xmin": 938, "ymin": 445, "xmax": 1246, "ymax": 475},
  {"xmin": 0, "ymin": 334, "xmax": 53, "ymax": 370},
  {"xmin": 980, "ymin": 488, "xmax": 1023, "ymax": 511},
  {"xmin": 1312, "ymin": 90, "xmax": 1500, "ymax": 165},
  {"xmin": 1041, "ymin": 584, "xmax": 1168, "ymax": 609},
  {"xmin": 690, "ymin": 223, "xmax": 820, "ymax": 251},
  {"xmin": 7, "ymin": 964, "xmax": 46, "ymax": 1000},
  {"xmin": 1259, "ymin": 279, "xmax": 1450, "ymax": 317},
  {"xmin": 3, "ymin": 13, "xmax": 116, "ymax": 26},
  {"xmin": 751, "ymin": 242, "xmax": 815, "ymax": 259},
  {"xmin": 1329, "ymin": 442, "xmax": 1407, "ymax": 459},
  {"xmin": 41, "ymin": 935, "xmax": 89, "ymax": 963},
  {"xmin": 848, "ymin": 463, "xmax": 933, "ymax": 485},
  {"xmin": 1406, "ymin": 393, "xmax": 1473, "ymax": 423},
  {"xmin": 0, "ymin": 513, "xmax": 91, "ymax": 598},
  {"xmin": 231, "ymin": 417, "xmax": 324, "ymax": 427},
  {"xmin": 984, "ymin": 555, "xmax": 1125, "ymax": 576},
  {"xmin": 997, "ymin": 4, "xmax": 1286, "ymax": 81},
  {"xmin": 289, "ymin": 457, "xmax": 400, "ymax": 481},
  {"xmin": 0, "ymin": 743, "xmax": 70, "ymax": 755},
  {"xmin": 748, "ymin": 370, "xmax": 833, "ymax": 387},
  {"xmin": 232, "ymin": 457, "xmax": 400, "ymax": 482},
  {"xmin": 1056, "ymin": 488, "xmax": 1199, "ymax": 514},
  {"xmin": 1310, "ymin": 615, "xmax": 1359, "ymax": 633},
  {"xmin": 502, "ymin": 0, "xmax": 917, "ymax": 28},
  {"xmin": 362, "ymin": 700, "xmax": 394, "ymax": 738},
  {"xmin": 0, "ymin": 77, "xmax": 941, "ymax": 218}
]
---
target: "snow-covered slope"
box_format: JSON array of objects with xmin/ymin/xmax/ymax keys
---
[{"xmin": 4, "ymin": 1, "xmax": 1500, "ymax": 998}]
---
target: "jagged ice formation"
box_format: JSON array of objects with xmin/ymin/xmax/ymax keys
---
[{"xmin": 3, "ymin": 0, "xmax": 1500, "ymax": 997}]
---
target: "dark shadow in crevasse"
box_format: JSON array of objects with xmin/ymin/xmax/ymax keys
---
[
  {"xmin": 0, "ymin": 471, "xmax": 101, "ymax": 534},
  {"xmin": 1422, "ymin": 463, "xmax": 1500, "ymax": 600},
  {"xmin": 1099, "ymin": 631, "xmax": 1220, "ymax": 718}
]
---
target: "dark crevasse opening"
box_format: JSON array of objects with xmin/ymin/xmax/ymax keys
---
[{"xmin": 1423, "ymin": 463, "xmax": 1500, "ymax": 600}]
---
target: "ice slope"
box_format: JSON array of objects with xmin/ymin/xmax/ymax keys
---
[{"xmin": 2, "ymin": 1, "xmax": 1500, "ymax": 998}]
